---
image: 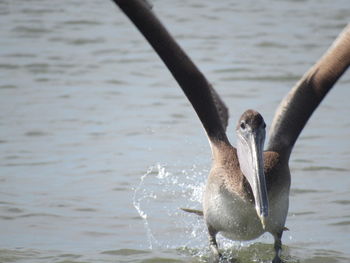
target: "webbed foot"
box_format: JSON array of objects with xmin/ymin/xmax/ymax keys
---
[{"xmin": 272, "ymin": 255, "xmax": 282, "ymax": 263}]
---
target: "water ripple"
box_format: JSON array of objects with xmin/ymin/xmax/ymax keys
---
[
  {"xmin": 332, "ymin": 200, "xmax": 350, "ymax": 206},
  {"xmin": 329, "ymin": 220, "xmax": 350, "ymax": 226},
  {"xmin": 19, "ymin": 212, "xmax": 62, "ymax": 218},
  {"xmin": 302, "ymin": 166, "xmax": 348, "ymax": 172},
  {"xmin": 101, "ymin": 249, "xmax": 150, "ymax": 256}
]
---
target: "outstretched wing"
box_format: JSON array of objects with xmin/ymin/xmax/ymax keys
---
[
  {"xmin": 113, "ymin": 0, "xmax": 230, "ymax": 149},
  {"xmin": 268, "ymin": 24, "xmax": 350, "ymax": 160},
  {"xmin": 209, "ymin": 84, "xmax": 229, "ymax": 131}
]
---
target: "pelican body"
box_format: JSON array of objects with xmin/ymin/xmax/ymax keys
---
[
  {"xmin": 203, "ymin": 110, "xmax": 290, "ymax": 261},
  {"xmin": 113, "ymin": 0, "xmax": 350, "ymax": 262}
]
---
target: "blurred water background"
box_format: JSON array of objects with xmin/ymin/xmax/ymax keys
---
[{"xmin": 0, "ymin": 0, "xmax": 349, "ymax": 262}]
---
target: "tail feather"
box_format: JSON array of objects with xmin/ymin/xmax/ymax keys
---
[{"xmin": 180, "ymin": 208, "xmax": 203, "ymax": 216}]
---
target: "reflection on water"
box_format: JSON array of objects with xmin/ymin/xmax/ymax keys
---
[{"xmin": 1, "ymin": 0, "xmax": 350, "ymax": 262}]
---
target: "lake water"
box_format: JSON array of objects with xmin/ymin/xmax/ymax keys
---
[{"xmin": 1, "ymin": 0, "xmax": 349, "ymax": 262}]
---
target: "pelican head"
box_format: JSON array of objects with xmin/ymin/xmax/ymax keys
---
[{"xmin": 236, "ymin": 109, "xmax": 268, "ymax": 228}]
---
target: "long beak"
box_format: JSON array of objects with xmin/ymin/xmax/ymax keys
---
[
  {"xmin": 249, "ymin": 132, "xmax": 269, "ymax": 228},
  {"xmin": 237, "ymin": 130, "xmax": 269, "ymax": 229}
]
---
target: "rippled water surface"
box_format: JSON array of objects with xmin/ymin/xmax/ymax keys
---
[{"xmin": 1, "ymin": 0, "xmax": 350, "ymax": 262}]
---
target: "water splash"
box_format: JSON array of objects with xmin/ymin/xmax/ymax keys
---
[
  {"xmin": 132, "ymin": 164, "xmax": 297, "ymax": 262},
  {"xmin": 132, "ymin": 163, "xmax": 207, "ymax": 252},
  {"xmin": 132, "ymin": 165, "xmax": 159, "ymax": 249}
]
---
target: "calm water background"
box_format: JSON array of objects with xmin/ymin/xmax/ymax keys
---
[{"xmin": 1, "ymin": 0, "xmax": 350, "ymax": 262}]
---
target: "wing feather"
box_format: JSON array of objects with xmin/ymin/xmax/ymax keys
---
[
  {"xmin": 113, "ymin": 0, "xmax": 230, "ymax": 147},
  {"xmin": 268, "ymin": 24, "xmax": 350, "ymax": 160}
]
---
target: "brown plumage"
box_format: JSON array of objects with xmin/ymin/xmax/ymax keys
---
[{"xmin": 113, "ymin": 1, "xmax": 350, "ymax": 262}]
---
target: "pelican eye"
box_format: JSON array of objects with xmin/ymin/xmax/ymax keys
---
[{"xmin": 240, "ymin": 122, "xmax": 246, "ymax": 130}]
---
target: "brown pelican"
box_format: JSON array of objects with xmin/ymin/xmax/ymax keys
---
[{"xmin": 112, "ymin": 0, "xmax": 350, "ymax": 262}]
